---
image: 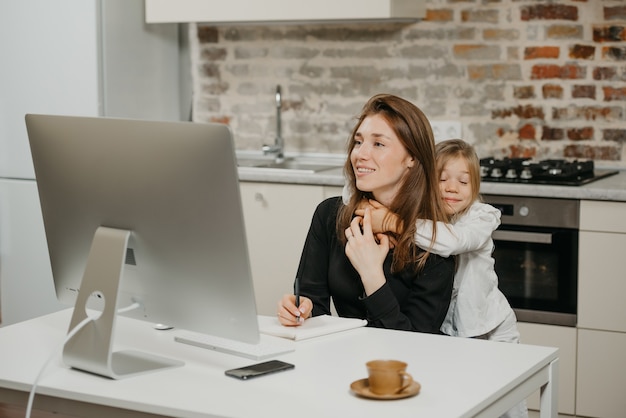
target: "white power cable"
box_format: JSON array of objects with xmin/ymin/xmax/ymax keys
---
[{"xmin": 25, "ymin": 302, "xmax": 142, "ymax": 418}]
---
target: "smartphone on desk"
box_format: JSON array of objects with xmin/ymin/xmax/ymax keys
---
[{"xmin": 225, "ymin": 360, "xmax": 295, "ymax": 380}]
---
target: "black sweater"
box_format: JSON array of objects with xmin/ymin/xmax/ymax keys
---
[{"xmin": 295, "ymin": 197, "xmax": 455, "ymax": 334}]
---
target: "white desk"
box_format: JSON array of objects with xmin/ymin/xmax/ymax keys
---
[{"xmin": 0, "ymin": 309, "xmax": 558, "ymax": 418}]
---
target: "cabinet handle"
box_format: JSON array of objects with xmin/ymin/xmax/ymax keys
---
[{"xmin": 492, "ymin": 230, "xmax": 552, "ymax": 244}]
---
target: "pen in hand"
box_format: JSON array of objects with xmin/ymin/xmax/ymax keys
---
[{"xmin": 294, "ymin": 277, "xmax": 300, "ymax": 322}]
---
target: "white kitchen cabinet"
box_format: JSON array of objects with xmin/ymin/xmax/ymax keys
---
[
  {"xmin": 324, "ymin": 186, "xmax": 343, "ymax": 199},
  {"xmin": 575, "ymin": 200, "xmax": 626, "ymax": 417},
  {"xmin": 145, "ymin": 0, "xmax": 425, "ymax": 24},
  {"xmin": 578, "ymin": 200, "xmax": 626, "ymax": 333},
  {"xmin": 578, "ymin": 230, "xmax": 626, "ymax": 333},
  {"xmin": 579, "ymin": 200, "xmax": 626, "ymax": 233},
  {"xmin": 517, "ymin": 323, "xmax": 576, "ymax": 415},
  {"xmin": 576, "ymin": 329, "xmax": 626, "ymax": 418},
  {"xmin": 0, "ymin": 180, "xmax": 64, "ymax": 325},
  {"xmin": 0, "ymin": 0, "xmax": 184, "ymax": 326},
  {"xmin": 239, "ymin": 182, "xmax": 325, "ymax": 315}
]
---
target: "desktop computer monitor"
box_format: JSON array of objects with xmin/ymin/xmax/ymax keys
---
[{"xmin": 26, "ymin": 114, "xmax": 265, "ymax": 378}]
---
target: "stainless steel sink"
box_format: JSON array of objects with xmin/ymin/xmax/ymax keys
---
[{"xmin": 237, "ymin": 156, "xmax": 343, "ymax": 173}]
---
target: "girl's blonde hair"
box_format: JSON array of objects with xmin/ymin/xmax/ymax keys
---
[{"xmin": 435, "ymin": 139, "xmax": 481, "ymax": 216}]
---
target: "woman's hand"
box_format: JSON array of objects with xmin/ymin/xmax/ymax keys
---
[
  {"xmin": 344, "ymin": 207, "xmax": 389, "ymax": 296},
  {"xmin": 277, "ymin": 294, "xmax": 312, "ymax": 326}
]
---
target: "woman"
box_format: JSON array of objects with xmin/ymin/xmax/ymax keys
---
[{"xmin": 277, "ymin": 94, "xmax": 454, "ymax": 333}]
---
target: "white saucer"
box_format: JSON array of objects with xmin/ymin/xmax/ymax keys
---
[{"xmin": 350, "ymin": 378, "xmax": 421, "ymax": 400}]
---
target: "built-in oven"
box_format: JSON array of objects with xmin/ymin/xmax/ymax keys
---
[{"xmin": 482, "ymin": 194, "xmax": 579, "ymax": 327}]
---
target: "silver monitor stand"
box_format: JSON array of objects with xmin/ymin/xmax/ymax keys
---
[{"xmin": 63, "ymin": 227, "xmax": 183, "ymax": 379}]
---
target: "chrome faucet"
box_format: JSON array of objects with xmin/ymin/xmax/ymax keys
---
[{"xmin": 262, "ymin": 85, "xmax": 284, "ymax": 162}]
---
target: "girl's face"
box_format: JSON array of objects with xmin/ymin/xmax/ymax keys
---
[
  {"xmin": 439, "ymin": 156, "xmax": 473, "ymax": 215},
  {"xmin": 350, "ymin": 114, "xmax": 415, "ymax": 207}
]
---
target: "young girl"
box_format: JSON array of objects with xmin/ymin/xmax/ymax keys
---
[{"xmin": 346, "ymin": 138, "xmax": 527, "ymax": 417}]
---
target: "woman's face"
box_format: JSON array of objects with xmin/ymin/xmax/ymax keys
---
[
  {"xmin": 439, "ymin": 156, "xmax": 473, "ymax": 215},
  {"xmin": 350, "ymin": 114, "xmax": 415, "ymax": 206}
]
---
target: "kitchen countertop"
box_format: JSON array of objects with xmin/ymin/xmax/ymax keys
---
[
  {"xmin": 479, "ymin": 169, "xmax": 626, "ymax": 202},
  {"xmin": 237, "ymin": 152, "xmax": 626, "ymax": 202}
]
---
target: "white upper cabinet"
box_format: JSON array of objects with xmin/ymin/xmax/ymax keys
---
[{"xmin": 145, "ymin": 0, "xmax": 425, "ymax": 24}]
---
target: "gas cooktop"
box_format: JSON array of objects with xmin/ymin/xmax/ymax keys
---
[{"xmin": 480, "ymin": 157, "xmax": 619, "ymax": 186}]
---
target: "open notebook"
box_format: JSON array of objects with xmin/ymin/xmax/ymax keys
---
[{"xmin": 258, "ymin": 315, "xmax": 367, "ymax": 341}]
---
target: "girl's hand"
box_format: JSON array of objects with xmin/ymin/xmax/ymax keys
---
[
  {"xmin": 355, "ymin": 199, "xmax": 401, "ymax": 235},
  {"xmin": 277, "ymin": 294, "xmax": 312, "ymax": 326},
  {"xmin": 344, "ymin": 207, "xmax": 389, "ymax": 296}
]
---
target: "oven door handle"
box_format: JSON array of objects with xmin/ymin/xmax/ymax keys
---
[{"xmin": 492, "ymin": 230, "xmax": 553, "ymax": 244}]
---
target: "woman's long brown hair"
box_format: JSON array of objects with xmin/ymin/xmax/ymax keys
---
[{"xmin": 337, "ymin": 94, "xmax": 449, "ymax": 272}]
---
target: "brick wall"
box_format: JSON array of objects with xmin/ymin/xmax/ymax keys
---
[{"xmin": 191, "ymin": 0, "xmax": 626, "ymax": 167}]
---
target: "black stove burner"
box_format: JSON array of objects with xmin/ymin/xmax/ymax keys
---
[{"xmin": 480, "ymin": 157, "xmax": 618, "ymax": 186}]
